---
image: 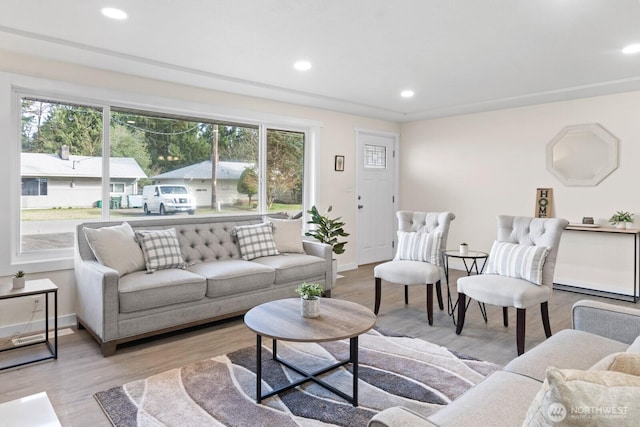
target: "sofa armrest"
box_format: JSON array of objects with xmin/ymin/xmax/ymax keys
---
[
  {"xmin": 302, "ymin": 239, "xmax": 333, "ymax": 290},
  {"xmin": 368, "ymin": 407, "xmax": 438, "ymax": 427},
  {"xmin": 572, "ymin": 300, "xmax": 640, "ymax": 344},
  {"xmin": 74, "ymin": 257, "xmax": 120, "ymax": 343}
]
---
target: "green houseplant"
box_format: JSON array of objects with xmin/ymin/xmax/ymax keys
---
[
  {"xmin": 305, "ymin": 205, "xmax": 349, "ymax": 255},
  {"xmin": 13, "ymin": 270, "xmax": 25, "ymax": 289},
  {"xmin": 609, "ymin": 210, "xmax": 634, "ymax": 228},
  {"xmin": 296, "ymin": 282, "xmax": 324, "ymax": 318}
]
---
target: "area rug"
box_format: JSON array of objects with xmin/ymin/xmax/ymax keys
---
[{"xmin": 95, "ymin": 330, "xmax": 501, "ymax": 426}]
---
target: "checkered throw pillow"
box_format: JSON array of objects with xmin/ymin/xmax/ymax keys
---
[
  {"xmin": 234, "ymin": 222, "xmax": 280, "ymax": 260},
  {"xmin": 135, "ymin": 228, "xmax": 186, "ymax": 272}
]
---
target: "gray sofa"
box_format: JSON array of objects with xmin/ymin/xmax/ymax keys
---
[
  {"xmin": 74, "ymin": 214, "xmax": 332, "ymax": 356},
  {"xmin": 369, "ymin": 299, "xmax": 640, "ymax": 426}
]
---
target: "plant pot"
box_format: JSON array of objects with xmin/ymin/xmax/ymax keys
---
[
  {"xmin": 301, "ymin": 298, "xmax": 320, "ymax": 318},
  {"xmin": 12, "ymin": 277, "xmax": 25, "ymax": 289},
  {"xmin": 332, "ymin": 259, "xmax": 338, "ymax": 284},
  {"xmin": 626, "ymin": 222, "xmax": 634, "ymax": 229},
  {"xmin": 616, "ymin": 223, "xmax": 626, "ymax": 229},
  {"xmin": 459, "ymin": 245, "xmax": 468, "ymax": 255}
]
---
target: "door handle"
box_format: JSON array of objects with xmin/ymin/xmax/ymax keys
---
[{"xmin": 358, "ymin": 204, "xmax": 364, "ymax": 209}]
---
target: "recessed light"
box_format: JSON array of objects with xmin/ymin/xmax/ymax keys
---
[
  {"xmin": 622, "ymin": 43, "xmax": 640, "ymax": 54},
  {"xmin": 101, "ymin": 7, "xmax": 128, "ymax": 20},
  {"xmin": 294, "ymin": 60, "xmax": 312, "ymax": 71},
  {"xmin": 400, "ymin": 90, "xmax": 415, "ymax": 98}
]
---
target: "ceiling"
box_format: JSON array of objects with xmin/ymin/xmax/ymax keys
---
[{"xmin": 2, "ymin": 0, "xmax": 640, "ymax": 122}]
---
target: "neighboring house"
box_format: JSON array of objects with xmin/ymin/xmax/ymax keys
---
[
  {"xmin": 21, "ymin": 149, "xmax": 147, "ymax": 209},
  {"xmin": 150, "ymin": 160, "xmax": 254, "ymax": 208}
]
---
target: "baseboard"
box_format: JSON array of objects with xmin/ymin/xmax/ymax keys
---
[
  {"xmin": 0, "ymin": 314, "xmax": 76, "ymax": 339},
  {"xmin": 337, "ymin": 262, "xmax": 357, "ymax": 273}
]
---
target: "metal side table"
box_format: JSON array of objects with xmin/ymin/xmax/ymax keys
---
[{"xmin": 442, "ymin": 250, "xmax": 488, "ymax": 325}]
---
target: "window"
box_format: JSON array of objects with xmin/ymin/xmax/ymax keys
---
[
  {"xmin": 18, "ymin": 94, "xmax": 309, "ymax": 257},
  {"xmin": 110, "ymin": 183, "xmax": 125, "ymax": 193},
  {"xmin": 21, "ymin": 178, "xmax": 48, "ymax": 196}
]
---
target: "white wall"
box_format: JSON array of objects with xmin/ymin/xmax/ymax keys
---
[
  {"xmin": 0, "ymin": 49, "xmax": 399, "ymax": 332},
  {"xmin": 399, "ymin": 91, "xmax": 640, "ymax": 259}
]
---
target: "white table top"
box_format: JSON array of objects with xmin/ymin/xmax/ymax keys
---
[
  {"xmin": 0, "ymin": 279, "xmax": 57, "ymax": 299},
  {"xmin": 0, "ymin": 392, "xmax": 61, "ymax": 427}
]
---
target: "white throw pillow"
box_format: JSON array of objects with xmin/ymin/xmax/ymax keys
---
[
  {"xmin": 83, "ymin": 222, "xmax": 145, "ymax": 277},
  {"xmin": 135, "ymin": 228, "xmax": 186, "ymax": 272},
  {"xmin": 394, "ymin": 230, "xmax": 442, "ymax": 265},
  {"xmin": 523, "ymin": 366, "xmax": 640, "ymax": 426},
  {"xmin": 267, "ymin": 218, "xmax": 305, "ymax": 253},
  {"xmin": 485, "ymin": 241, "xmax": 549, "ymax": 285},
  {"xmin": 234, "ymin": 222, "xmax": 280, "ymax": 260}
]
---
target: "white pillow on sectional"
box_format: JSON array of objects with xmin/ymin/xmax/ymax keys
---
[
  {"xmin": 83, "ymin": 222, "xmax": 146, "ymax": 276},
  {"xmin": 267, "ymin": 218, "xmax": 305, "ymax": 253}
]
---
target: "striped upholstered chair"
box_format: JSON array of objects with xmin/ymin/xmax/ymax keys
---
[
  {"xmin": 456, "ymin": 215, "xmax": 568, "ymax": 355},
  {"xmin": 374, "ymin": 211, "xmax": 455, "ymax": 325}
]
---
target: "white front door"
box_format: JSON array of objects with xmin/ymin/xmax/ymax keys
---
[{"xmin": 356, "ymin": 130, "xmax": 397, "ymax": 265}]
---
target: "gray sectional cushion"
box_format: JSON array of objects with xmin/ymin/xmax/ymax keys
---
[
  {"xmin": 504, "ymin": 329, "xmax": 629, "ymax": 381},
  {"xmin": 428, "ymin": 371, "xmax": 542, "ymax": 427},
  {"xmin": 252, "ymin": 254, "xmax": 326, "ymax": 284},
  {"xmin": 188, "ymin": 260, "xmax": 275, "ymax": 298},
  {"xmin": 118, "ymin": 269, "xmax": 206, "ymax": 313}
]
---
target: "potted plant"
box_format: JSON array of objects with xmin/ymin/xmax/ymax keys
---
[
  {"xmin": 296, "ymin": 282, "xmax": 324, "ymax": 318},
  {"xmin": 459, "ymin": 242, "xmax": 468, "ymax": 255},
  {"xmin": 305, "ymin": 205, "xmax": 349, "ymax": 284},
  {"xmin": 609, "ymin": 211, "xmax": 634, "ymax": 229},
  {"xmin": 12, "ymin": 270, "xmax": 25, "ymax": 289}
]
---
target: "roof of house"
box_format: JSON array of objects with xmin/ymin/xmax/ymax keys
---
[
  {"xmin": 151, "ymin": 160, "xmax": 254, "ymax": 181},
  {"xmin": 21, "ymin": 153, "xmax": 147, "ymax": 179}
]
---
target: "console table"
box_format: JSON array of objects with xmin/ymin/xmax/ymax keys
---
[
  {"xmin": 554, "ymin": 225, "xmax": 639, "ymax": 302},
  {"xmin": 0, "ymin": 279, "xmax": 58, "ymax": 370}
]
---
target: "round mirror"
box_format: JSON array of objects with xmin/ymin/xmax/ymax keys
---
[{"xmin": 546, "ymin": 123, "xmax": 618, "ymax": 187}]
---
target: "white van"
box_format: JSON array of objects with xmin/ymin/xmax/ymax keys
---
[{"xmin": 142, "ymin": 185, "xmax": 196, "ymax": 215}]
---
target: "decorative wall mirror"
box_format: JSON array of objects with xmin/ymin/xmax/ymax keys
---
[{"xmin": 546, "ymin": 123, "xmax": 619, "ymax": 187}]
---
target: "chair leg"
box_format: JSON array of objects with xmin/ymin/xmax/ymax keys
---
[
  {"xmin": 404, "ymin": 285, "xmax": 409, "ymax": 305},
  {"xmin": 455, "ymin": 293, "xmax": 466, "ymax": 335},
  {"xmin": 503, "ymin": 307, "xmax": 509, "ymax": 327},
  {"xmin": 374, "ymin": 277, "xmax": 382, "ymax": 315},
  {"xmin": 426, "ymin": 283, "xmax": 433, "ymax": 326},
  {"xmin": 516, "ymin": 308, "xmax": 526, "ymax": 356},
  {"xmin": 435, "ymin": 280, "xmax": 444, "ymax": 310},
  {"xmin": 541, "ymin": 302, "xmax": 552, "ymax": 338}
]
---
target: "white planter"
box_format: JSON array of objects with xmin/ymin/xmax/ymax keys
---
[
  {"xmin": 616, "ymin": 223, "xmax": 626, "ymax": 229},
  {"xmin": 459, "ymin": 245, "xmax": 468, "ymax": 255},
  {"xmin": 301, "ymin": 298, "xmax": 320, "ymax": 318},
  {"xmin": 626, "ymin": 222, "xmax": 634, "ymax": 229},
  {"xmin": 12, "ymin": 277, "xmax": 25, "ymax": 289}
]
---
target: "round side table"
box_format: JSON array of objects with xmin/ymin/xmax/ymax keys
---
[{"xmin": 442, "ymin": 250, "xmax": 488, "ymax": 325}]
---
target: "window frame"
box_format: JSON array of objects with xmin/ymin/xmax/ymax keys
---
[{"xmin": 7, "ymin": 73, "xmax": 321, "ymax": 272}]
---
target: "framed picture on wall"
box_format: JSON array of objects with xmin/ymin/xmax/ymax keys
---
[{"xmin": 335, "ymin": 155, "xmax": 345, "ymax": 171}]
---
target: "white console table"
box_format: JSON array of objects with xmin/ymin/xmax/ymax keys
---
[{"xmin": 554, "ymin": 225, "xmax": 639, "ymax": 302}]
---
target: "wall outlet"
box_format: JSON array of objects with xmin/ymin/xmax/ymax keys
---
[{"xmin": 32, "ymin": 296, "xmax": 43, "ymax": 312}]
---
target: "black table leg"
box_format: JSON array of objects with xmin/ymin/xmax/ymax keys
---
[{"xmin": 256, "ymin": 334, "xmax": 262, "ymax": 403}]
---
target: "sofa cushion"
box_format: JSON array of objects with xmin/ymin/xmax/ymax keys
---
[
  {"xmin": 267, "ymin": 218, "xmax": 305, "ymax": 253},
  {"xmin": 627, "ymin": 335, "xmax": 640, "ymax": 353},
  {"xmin": 252, "ymin": 254, "xmax": 326, "ymax": 284},
  {"xmin": 135, "ymin": 228, "xmax": 186, "ymax": 272},
  {"xmin": 522, "ymin": 367, "xmax": 640, "ymax": 426},
  {"xmin": 83, "ymin": 222, "xmax": 146, "ymax": 276},
  {"xmin": 485, "ymin": 241, "xmax": 549, "ymax": 285},
  {"xmin": 394, "ymin": 230, "xmax": 442, "ymax": 265},
  {"xmin": 118, "ymin": 269, "xmax": 206, "ymax": 313},
  {"xmin": 504, "ymin": 329, "xmax": 629, "ymax": 382},
  {"xmin": 428, "ymin": 371, "xmax": 542, "ymax": 427},
  {"xmin": 234, "ymin": 223, "xmax": 279, "ymax": 260},
  {"xmin": 188, "ymin": 260, "xmax": 275, "ymax": 298},
  {"xmin": 591, "ymin": 353, "xmax": 640, "ymax": 376}
]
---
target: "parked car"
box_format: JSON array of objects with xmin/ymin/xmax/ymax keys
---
[{"xmin": 142, "ymin": 185, "xmax": 196, "ymax": 215}]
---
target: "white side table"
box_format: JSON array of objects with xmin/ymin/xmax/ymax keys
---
[{"xmin": 0, "ymin": 279, "xmax": 58, "ymax": 371}]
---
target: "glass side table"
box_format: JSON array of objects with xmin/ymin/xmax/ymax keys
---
[{"xmin": 442, "ymin": 250, "xmax": 488, "ymax": 325}]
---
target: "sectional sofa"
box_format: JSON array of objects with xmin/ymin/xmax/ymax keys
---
[
  {"xmin": 369, "ymin": 300, "xmax": 640, "ymax": 426},
  {"xmin": 74, "ymin": 214, "xmax": 332, "ymax": 356}
]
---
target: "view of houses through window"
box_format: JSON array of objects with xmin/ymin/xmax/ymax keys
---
[{"xmin": 19, "ymin": 97, "xmax": 305, "ymax": 253}]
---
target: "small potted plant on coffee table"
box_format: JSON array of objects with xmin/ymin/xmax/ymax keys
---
[{"xmin": 296, "ymin": 282, "xmax": 324, "ymax": 318}]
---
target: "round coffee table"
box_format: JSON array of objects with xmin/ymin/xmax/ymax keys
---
[{"xmin": 244, "ymin": 298, "xmax": 376, "ymax": 406}]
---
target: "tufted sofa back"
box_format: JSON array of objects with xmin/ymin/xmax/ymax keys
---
[
  {"xmin": 76, "ymin": 214, "xmax": 285, "ymax": 266},
  {"xmin": 496, "ymin": 215, "xmax": 569, "ymax": 288},
  {"xmin": 396, "ymin": 211, "xmax": 456, "ymax": 257}
]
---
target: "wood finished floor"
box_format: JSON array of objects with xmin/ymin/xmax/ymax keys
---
[{"xmin": 0, "ymin": 263, "xmax": 637, "ymax": 426}]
